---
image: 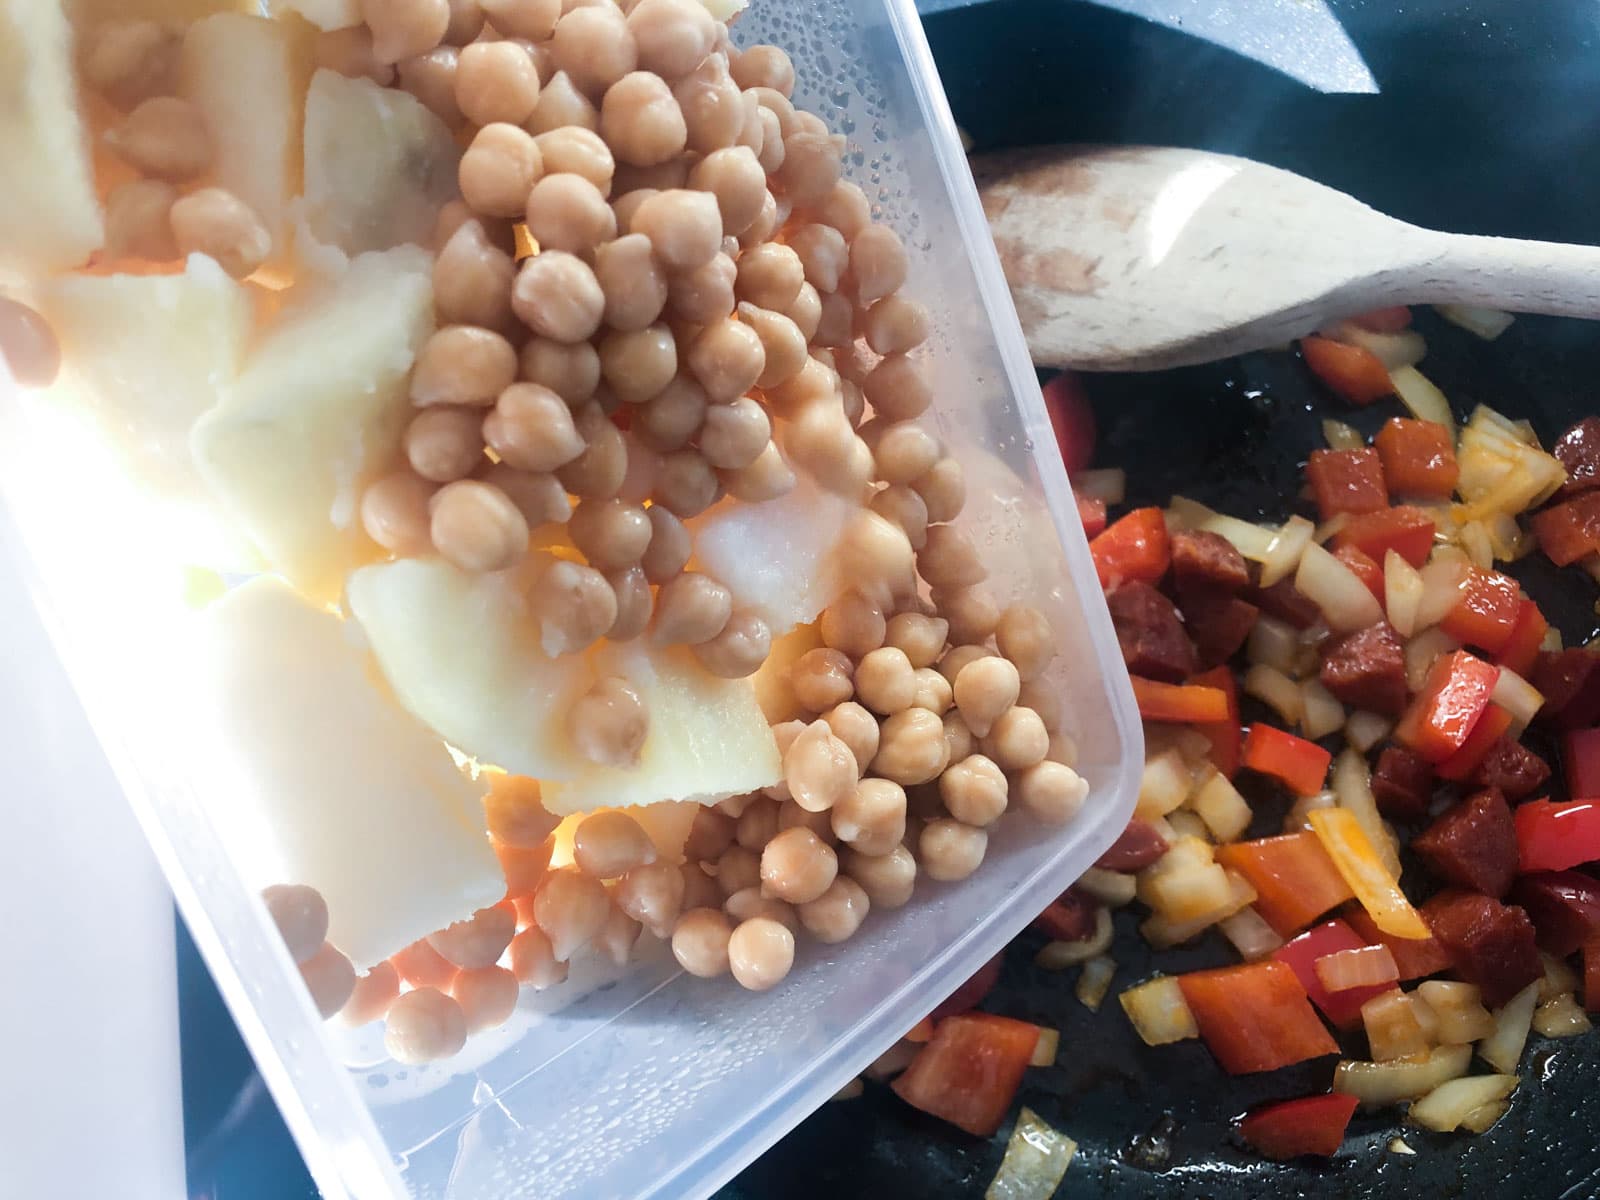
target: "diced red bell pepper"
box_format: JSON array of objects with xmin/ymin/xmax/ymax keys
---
[
  {"xmin": 1342, "ymin": 904, "xmax": 1453, "ymax": 980},
  {"xmin": 1076, "ymin": 493, "xmax": 1108, "ymax": 540},
  {"xmin": 1394, "ymin": 651, "xmax": 1501, "ymax": 763},
  {"xmin": 1351, "ymin": 306, "xmax": 1413, "ymax": 333},
  {"xmin": 1307, "ymin": 448, "xmax": 1389, "ymax": 520},
  {"xmin": 1090, "ymin": 506, "xmax": 1171, "ymax": 589},
  {"xmin": 1131, "ymin": 677, "xmax": 1229, "ymax": 724},
  {"xmin": 1042, "ymin": 372, "xmax": 1096, "ymax": 474},
  {"xmin": 1331, "ymin": 506, "xmax": 1437, "ymax": 569},
  {"xmin": 1239, "ymin": 1092, "xmax": 1360, "ymax": 1161},
  {"xmin": 1438, "ymin": 567, "xmax": 1522, "ymax": 655},
  {"xmin": 1300, "ymin": 336, "xmax": 1395, "ymax": 407},
  {"xmin": 1498, "ymin": 599, "xmax": 1550, "ymax": 678},
  {"xmin": 1094, "ymin": 817, "xmax": 1170, "ymax": 872},
  {"xmin": 1272, "ymin": 919, "xmax": 1391, "ymax": 1030},
  {"xmin": 1566, "ymin": 728, "xmax": 1600, "ymax": 800},
  {"xmin": 1586, "ymin": 937, "xmax": 1600, "ymax": 1013},
  {"xmin": 1033, "ymin": 892, "xmax": 1097, "ymax": 942},
  {"xmin": 1177, "ymin": 960, "xmax": 1339, "ymax": 1074},
  {"xmin": 1333, "ymin": 544, "xmax": 1384, "ymax": 603},
  {"xmin": 1531, "ymin": 492, "xmax": 1600, "ymax": 567},
  {"xmin": 929, "ymin": 954, "xmax": 1004, "ymax": 1023},
  {"xmin": 1435, "ymin": 704, "xmax": 1514, "ymax": 782},
  {"xmin": 1242, "ymin": 724, "xmax": 1333, "ymax": 796},
  {"xmin": 891, "ymin": 1012, "xmax": 1041, "ymax": 1136},
  {"xmin": 1216, "ymin": 833, "xmax": 1356, "ymax": 937},
  {"xmin": 1515, "ymin": 799, "xmax": 1600, "ymax": 873},
  {"xmin": 1374, "ymin": 417, "xmax": 1460, "ymax": 499},
  {"xmin": 1190, "ymin": 665, "xmax": 1242, "ymax": 778}
]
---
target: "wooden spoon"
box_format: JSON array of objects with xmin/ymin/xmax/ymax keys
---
[{"xmin": 973, "ymin": 144, "xmax": 1600, "ymax": 371}]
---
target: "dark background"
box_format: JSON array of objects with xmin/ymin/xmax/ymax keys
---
[{"xmin": 182, "ymin": 2, "xmax": 1600, "ymax": 1196}]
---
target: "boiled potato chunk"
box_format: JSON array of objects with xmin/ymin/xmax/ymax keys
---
[
  {"xmin": 540, "ymin": 643, "xmax": 782, "ymax": 816},
  {"xmin": 197, "ymin": 576, "xmax": 502, "ymax": 970},
  {"xmin": 299, "ymin": 69, "xmax": 460, "ymax": 259},
  {"xmin": 345, "ymin": 557, "xmax": 593, "ymax": 781},
  {"xmin": 179, "ymin": 13, "xmax": 309, "ymax": 262},
  {"xmin": 68, "ymin": 0, "xmax": 256, "ymax": 19},
  {"xmin": 191, "ymin": 245, "xmax": 434, "ymax": 603},
  {"xmin": 0, "ymin": 1, "xmax": 103, "ymax": 277},
  {"xmin": 265, "ymin": 0, "xmax": 360, "ymax": 29}
]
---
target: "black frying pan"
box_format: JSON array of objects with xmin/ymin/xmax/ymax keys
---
[{"xmin": 724, "ymin": 1, "xmax": 1600, "ymax": 1195}]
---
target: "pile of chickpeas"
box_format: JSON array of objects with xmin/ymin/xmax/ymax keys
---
[{"xmin": 71, "ymin": 0, "xmax": 1095, "ymax": 1062}]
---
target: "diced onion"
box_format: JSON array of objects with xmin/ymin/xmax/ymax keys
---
[
  {"xmin": 1315, "ymin": 944, "xmax": 1399, "ymax": 992},
  {"xmin": 1308, "ymin": 807, "xmax": 1429, "ymax": 939},
  {"xmin": 1139, "ymin": 870, "xmax": 1256, "ymax": 948},
  {"xmin": 1296, "ymin": 540, "xmax": 1385, "ymax": 632},
  {"xmin": 1075, "ymin": 956, "xmax": 1116, "ymax": 1013},
  {"xmin": 1030, "ymin": 1027, "xmax": 1061, "ymax": 1067},
  {"xmin": 1540, "ymin": 952, "xmax": 1579, "ymax": 1003},
  {"xmin": 1333, "ymin": 748, "xmax": 1401, "ymax": 878},
  {"xmin": 1261, "ymin": 515, "xmax": 1316, "ymax": 588},
  {"xmin": 1192, "ymin": 770, "xmax": 1252, "ymax": 842},
  {"xmin": 1165, "ymin": 810, "xmax": 1210, "ymax": 843},
  {"xmin": 1383, "ymin": 549, "xmax": 1424, "ymax": 636},
  {"xmin": 1334, "ymin": 1044, "xmax": 1473, "ymax": 1106},
  {"xmin": 1478, "ymin": 981, "xmax": 1539, "ymax": 1074},
  {"xmin": 1414, "ymin": 555, "xmax": 1470, "ymax": 631},
  {"xmin": 1390, "ymin": 365, "xmax": 1455, "ymax": 435},
  {"xmin": 1075, "ymin": 867, "xmax": 1137, "ymax": 908},
  {"xmin": 1457, "ymin": 407, "xmax": 1567, "ymax": 520},
  {"xmin": 1389, "ymin": 1137, "xmax": 1417, "ymax": 1155},
  {"xmin": 1541, "ymin": 626, "xmax": 1565, "ymax": 653},
  {"xmin": 1244, "ymin": 663, "xmax": 1304, "ymax": 725},
  {"xmin": 1361, "ymin": 989, "xmax": 1430, "ymax": 1061},
  {"xmin": 1036, "ymin": 907, "xmax": 1114, "ymax": 970},
  {"xmin": 1408, "ymin": 1074, "xmax": 1518, "ymax": 1133},
  {"xmin": 1218, "ymin": 906, "xmax": 1284, "ymax": 961},
  {"xmin": 1404, "ymin": 627, "xmax": 1461, "ymax": 693},
  {"xmin": 1490, "ymin": 666, "xmax": 1544, "ymax": 735},
  {"xmin": 1284, "ymin": 789, "xmax": 1338, "ymax": 833},
  {"xmin": 1166, "ymin": 496, "xmax": 1281, "ymax": 561},
  {"xmin": 1137, "ymin": 748, "xmax": 1192, "ymax": 820},
  {"xmin": 1073, "ymin": 468, "xmax": 1125, "ymax": 504},
  {"xmin": 1119, "ymin": 976, "xmax": 1199, "ymax": 1046},
  {"xmin": 1533, "ymin": 993, "xmax": 1593, "ymax": 1039},
  {"xmin": 1459, "ymin": 1101, "xmax": 1509, "ymax": 1134},
  {"xmin": 1247, "ymin": 616, "xmax": 1300, "ymax": 675},
  {"xmin": 1144, "ymin": 861, "xmax": 1234, "ymax": 923},
  {"xmin": 1301, "ymin": 679, "xmax": 1346, "ymax": 740},
  {"xmin": 1417, "ymin": 980, "xmax": 1495, "ymax": 1044},
  {"xmin": 1322, "ymin": 419, "xmax": 1365, "ymax": 451},
  {"xmin": 986, "ymin": 1107, "xmax": 1077, "ymax": 1200},
  {"xmin": 1436, "ymin": 304, "xmax": 1515, "ymax": 341},
  {"xmin": 1324, "ymin": 321, "xmax": 1429, "ymax": 370},
  {"xmin": 1483, "ymin": 512, "xmax": 1529, "ymax": 562},
  {"xmin": 1458, "ymin": 519, "xmax": 1495, "ymax": 570},
  {"xmin": 1345, "ymin": 710, "xmax": 1393, "ymax": 753}
]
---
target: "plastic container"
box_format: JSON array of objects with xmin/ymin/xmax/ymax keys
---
[{"xmin": 0, "ymin": 0, "xmax": 1141, "ymax": 1197}]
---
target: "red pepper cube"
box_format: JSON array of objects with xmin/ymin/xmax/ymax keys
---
[
  {"xmin": 1216, "ymin": 833, "xmax": 1356, "ymax": 937},
  {"xmin": 1300, "ymin": 336, "xmax": 1395, "ymax": 407},
  {"xmin": 1242, "ymin": 723, "xmax": 1333, "ymax": 796},
  {"xmin": 1190, "ymin": 665, "xmax": 1242, "ymax": 778},
  {"xmin": 1272, "ymin": 919, "xmax": 1391, "ymax": 1030},
  {"xmin": 1131, "ymin": 676, "xmax": 1230, "ymax": 723},
  {"xmin": 1508, "ymin": 872, "xmax": 1600, "ymax": 958},
  {"xmin": 1565, "ymin": 728, "xmax": 1600, "ymax": 800},
  {"xmin": 1333, "ymin": 544, "xmax": 1384, "ymax": 603},
  {"xmin": 1515, "ymin": 799, "xmax": 1600, "ymax": 873},
  {"xmin": 1042, "ymin": 372, "xmax": 1095, "ymax": 473},
  {"xmin": 1531, "ymin": 492, "xmax": 1600, "ymax": 567},
  {"xmin": 1374, "ymin": 417, "xmax": 1460, "ymax": 500},
  {"xmin": 1307, "ymin": 448, "xmax": 1389, "ymax": 520},
  {"xmin": 890, "ymin": 1012, "xmax": 1041, "ymax": 1136},
  {"xmin": 1075, "ymin": 493, "xmax": 1107, "ymax": 540},
  {"xmin": 1435, "ymin": 704, "xmax": 1513, "ymax": 782},
  {"xmin": 1177, "ymin": 960, "xmax": 1339, "ymax": 1074},
  {"xmin": 1239, "ymin": 1092, "xmax": 1360, "ymax": 1161},
  {"xmin": 1343, "ymin": 904, "xmax": 1453, "ymax": 980},
  {"xmin": 1089, "ymin": 506, "xmax": 1171, "ymax": 589},
  {"xmin": 1394, "ymin": 651, "xmax": 1501, "ymax": 763},
  {"xmin": 1331, "ymin": 505, "xmax": 1437, "ymax": 568},
  {"xmin": 1439, "ymin": 567, "xmax": 1522, "ymax": 656},
  {"xmin": 1498, "ymin": 599, "xmax": 1550, "ymax": 678}
]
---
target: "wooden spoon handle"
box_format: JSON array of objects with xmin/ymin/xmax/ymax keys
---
[{"xmin": 1401, "ymin": 232, "xmax": 1600, "ymax": 319}]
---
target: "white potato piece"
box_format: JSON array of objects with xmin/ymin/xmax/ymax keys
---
[
  {"xmin": 197, "ymin": 577, "xmax": 502, "ymax": 970},
  {"xmin": 540, "ymin": 643, "xmax": 782, "ymax": 816},
  {"xmin": 0, "ymin": 0, "xmax": 103, "ymax": 277},
  {"xmin": 191, "ymin": 245, "xmax": 434, "ymax": 603},
  {"xmin": 690, "ymin": 476, "xmax": 853, "ymax": 635},
  {"xmin": 345, "ymin": 557, "xmax": 592, "ymax": 782},
  {"xmin": 299, "ymin": 69, "xmax": 460, "ymax": 259},
  {"xmin": 69, "ymin": 0, "xmax": 256, "ymax": 18},
  {"xmin": 265, "ymin": 0, "xmax": 361, "ymax": 29},
  {"xmin": 179, "ymin": 13, "xmax": 309, "ymax": 264}
]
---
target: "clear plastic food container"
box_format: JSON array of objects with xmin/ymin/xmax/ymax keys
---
[{"xmin": 0, "ymin": 0, "xmax": 1140, "ymax": 1196}]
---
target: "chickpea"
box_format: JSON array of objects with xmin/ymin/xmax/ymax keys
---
[
  {"xmin": 481, "ymin": 0, "xmax": 561, "ymax": 39},
  {"xmin": 835, "ymin": 341, "xmax": 878, "ymax": 385},
  {"xmin": 819, "ymin": 589, "xmax": 886, "ymax": 659},
  {"xmin": 411, "ymin": 324, "xmax": 518, "ymax": 408},
  {"xmin": 649, "ymin": 447, "xmax": 717, "ymax": 516},
  {"xmin": 909, "ymin": 668, "xmax": 952, "ymax": 716},
  {"xmin": 680, "ymin": 806, "xmax": 735, "ymax": 863},
  {"xmin": 693, "ymin": 395, "xmax": 766, "ymax": 470},
  {"xmin": 384, "ymin": 986, "xmax": 468, "ymax": 1063},
  {"xmin": 528, "ymin": 70, "xmax": 598, "ymax": 133},
  {"xmin": 940, "ymin": 586, "xmax": 1002, "ymax": 648},
  {"xmin": 405, "ymin": 407, "xmax": 483, "ymax": 483},
  {"xmin": 428, "ymin": 479, "xmax": 528, "ymax": 570},
  {"xmin": 573, "ymin": 808, "xmax": 657, "ymax": 879},
  {"xmin": 640, "ymin": 503, "xmax": 692, "ymax": 583},
  {"xmin": 358, "ymin": 471, "xmax": 434, "ymax": 555},
  {"xmin": 784, "ymin": 719, "xmax": 858, "ymax": 813},
  {"xmin": 847, "ymin": 225, "xmax": 910, "ymax": 305},
  {"xmin": 103, "ymin": 96, "xmax": 210, "ymax": 180},
  {"xmin": 450, "ymin": 964, "xmax": 518, "ymax": 1034},
  {"xmin": 729, "ymin": 44, "xmax": 795, "ymax": 95},
  {"xmin": 592, "ymin": 901, "xmax": 642, "ymax": 967},
  {"xmin": 996, "ymin": 604, "xmax": 1057, "ymax": 683},
  {"xmin": 528, "ymin": 556, "xmax": 616, "ymax": 655},
  {"xmin": 392, "ymin": 941, "xmax": 462, "ymax": 994},
  {"xmin": 482, "ymin": 772, "xmax": 560, "ymax": 848},
  {"xmin": 82, "ymin": 19, "xmax": 180, "ymax": 109},
  {"xmin": 737, "ymin": 304, "xmax": 807, "ymax": 390},
  {"xmin": 735, "ymin": 186, "xmax": 778, "ymax": 252},
  {"xmin": 811, "ymin": 180, "xmax": 871, "ymax": 242},
  {"xmin": 860, "ymin": 353, "xmax": 932, "ymax": 423},
  {"xmin": 524, "ymin": 172, "xmax": 615, "ymax": 255},
  {"xmin": 715, "ymin": 843, "xmax": 762, "ymax": 895},
  {"xmin": 598, "ymin": 323, "xmax": 677, "ymax": 404},
  {"xmin": 751, "ymin": 105, "xmax": 785, "ymax": 174},
  {"xmin": 861, "ymin": 294, "xmax": 931, "ymax": 355},
  {"xmin": 512, "ymin": 250, "xmax": 604, "ymax": 342},
  {"xmin": 721, "ymin": 439, "xmax": 797, "ymax": 502},
  {"xmin": 901, "ymin": 462, "xmax": 963, "ymax": 533},
  {"xmin": 339, "ymin": 961, "xmax": 401, "ymax": 1027},
  {"xmin": 798, "ymin": 876, "xmax": 869, "ymax": 944},
  {"xmin": 841, "ymin": 843, "xmax": 916, "ymax": 909},
  {"xmin": 871, "ymin": 422, "xmax": 940, "ymax": 486},
  {"xmin": 509, "ymin": 924, "xmax": 568, "ymax": 988},
  {"xmin": 532, "ymin": 129, "xmax": 614, "ymax": 199},
  {"xmin": 674, "ymin": 52, "xmax": 742, "ymax": 154},
  {"xmin": 917, "ymin": 524, "xmax": 986, "ymax": 593},
  {"xmin": 732, "ymin": 796, "xmax": 778, "ymax": 852},
  {"xmin": 432, "ymin": 219, "xmax": 515, "ymax": 330},
  {"xmin": 872, "ymin": 708, "xmax": 949, "ymax": 786},
  {"xmin": 678, "ymin": 862, "xmax": 722, "ymax": 911},
  {"xmin": 598, "ymin": 71, "xmax": 686, "ymax": 168},
  {"xmin": 813, "ymin": 704, "xmax": 873, "ymax": 774},
  {"xmin": 693, "ymin": 610, "xmax": 771, "ymax": 678},
  {"xmin": 919, "ymin": 818, "xmax": 987, "ymax": 882},
  {"xmin": 834, "ymin": 510, "xmax": 917, "ymax": 606},
  {"xmin": 482, "ymin": 383, "xmax": 584, "ymax": 474},
  {"xmin": 533, "ymin": 866, "xmax": 610, "ymax": 960},
  {"xmin": 724, "ymin": 886, "xmax": 799, "ymax": 932},
  {"xmin": 566, "ymin": 498, "xmax": 648, "ymax": 570},
  {"xmin": 481, "ymin": 463, "xmax": 565, "ymax": 534},
  {"xmin": 166, "ymin": 187, "xmax": 270, "ymax": 278},
  {"xmin": 652, "ymin": 571, "xmax": 732, "ymax": 644},
  {"xmin": 790, "ymin": 647, "xmax": 854, "ymax": 713},
  {"xmin": 593, "ymin": 233, "xmax": 667, "ymax": 331},
  {"xmin": 734, "ymin": 243, "xmax": 804, "ymax": 312},
  {"xmin": 550, "ymin": 4, "xmax": 636, "ymax": 96},
  {"xmin": 557, "ymin": 401, "xmax": 628, "ymax": 497},
  {"xmin": 759, "ymin": 827, "xmax": 838, "ymax": 904},
  {"xmin": 854, "ymin": 647, "xmax": 916, "ymax": 716},
  {"xmin": 684, "ymin": 319, "xmax": 763, "ymax": 402},
  {"xmin": 630, "ymin": 189, "xmax": 722, "ymax": 272},
  {"xmin": 435, "ymin": 198, "xmax": 506, "ymax": 252},
  {"xmin": 940, "ymin": 711, "xmax": 975, "ymax": 765},
  {"xmin": 564, "ymin": 677, "xmax": 648, "ymax": 769},
  {"xmin": 460, "ymin": 122, "xmax": 543, "ymax": 219},
  {"xmin": 616, "ymin": 860, "xmax": 686, "ymax": 937},
  {"xmin": 811, "ymin": 290, "xmax": 854, "ymax": 347},
  {"xmin": 883, "ymin": 613, "xmax": 948, "ymax": 670},
  {"xmin": 778, "ymin": 284, "xmax": 821, "ymax": 347},
  {"xmin": 1015, "ymin": 760, "xmax": 1085, "ymax": 825},
  {"xmin": 598, "ymin": 564, "xmax": 648, "ymax": 641},
  {"xmin": 947, "ymin": 656, "xmax": 1015, "ymax": 741},
  {"xmin": 104, "ymin": 179, "xmax": 179, "ymax": 262},
  {"xmin": 724, "ymin": 917, "xmax": 794, "ymax": 991},
  {"xmin": 672, "ymin": 907, "xmax": 733, "ymax": 977},
  {"xmin": 832, "ymin": 777, "xmax": 907, "ymax": 855},
  {"xmin": 426, "ymin": 900, "xmax": 516, "ymax": 969},
  {"xmin": 983, "ymin": 705, "xmax": 1050, "ymax": 771},
  {"xmin": 395, "ymin": 46, "xmax": 460, "ymax": 122},
  {"xmin": 778, "ymin": 796, "xmax": 836, "ymax": 841},
  {"xmin": 937, "ymin": 755, "xmax": 1004, "ymax": 827},
  {"xmin": 772, "ymin": 127, "xmax": 841, "ymax": 204},
  {"xmin": 455, "ymin": 39, "xmax": 540, "ymax": 125},
  {"xmin": 621, "ymin": 0, "xmax": 715, "ymax": 76},
  {"xmin": 665, "ymin": 250, "xmax": 737, "ymax": 324},
  {"xmin": 361, "ymin": 0, "xmax": 450, "ymax": 63},
  {"xmin": 519, "ymin": 337, "xmax": 600, "ymax": 403},
  {"xmin": 685, "ymin": 146, "xmax": 764, "ymax": 237},
  {"xmin": 787, "ymin": 223, "xmax": 848, "ymax": 293},
  {"xmin": 261, "ymin": 884, "xmax": 329, "ymax": 965}
]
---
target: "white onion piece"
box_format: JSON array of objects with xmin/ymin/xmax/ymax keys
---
[
  {"xmin": 1074, "ymin": 867, "xmax": 1137, "ymax": 908},
  {"xmin": 1315, "ymin": 944, "xmax": 1399, "ymax": 992},
  {"xmin": 1333, "ymin": 748, "xmax": 1400, "ymax": 877},
  {"xmin": 1295, "ymin": 540, "xmax": 1384, "ymax": 632},
  {"xmin": 1459, "ymin": 519, "xmax": 1495, "ymax": 570},
  {"xmin": 1405, "ymin": 627, "xmax": 1461, "ymax": 693},
  {"xmin": 1218, "ymin": 906, "xmax": 1284, "ymax": 961},
  {"xmin": 1408, "ymin": 1074, "xmax": 1518, "ymax": 1133},
  {"xmin": 1478, "ymin": 981, "xmax": 1539, "ymax": 1074},
  {"xmin": 1417, "ymin": 980, "xmax": 1495, "ymax": 1044},
  {"xmin": 1384, "ymin": 549, "xmax": 1424, "ymax": 637},
  {"xmin": 1035, "ymin": 908, "xmax": 1113, "ymax": 969},
  {"xmin": 1119, "ymin": 977, "xmax": 1199, "ymax": 1046},
  {"xmin": 1169, "ymin": 496, "xmax": 1280, "ymax": 561},
  {"xmin": 1334, "ymin": 1044, "xmax": 1473, "ymax": 1106},
  {"xmin": 1345, "ymin": 710, "xmax": 1393, "ymax": 753},
  {"xmin": 1245, "ymin": 663, "xmax": 1304, "ymax": 725},
  {"xmin": 1533, "ymin": 993, "xmax": 1593, "ymax": 1039},
  {"xmin": 1436, "ymin": 304, "xmax": 1515, "ymax": 341},
  {"xmin": 1261, "ymin": 515, "xmax": 1316, "ymax": 588},
  {"xmin": 1247, "ymin": 615, "xmax": 1300, "ymax": 674},
  {"xmin": 1322, "ymin": 419, "xmax": 1365, "ymax": 450},
  {"xmin": 1490, "ymin": 666, "xmax": 1544, "ymax": 735},
  {"xmin": 986, "ymin": 1107, "xmax": 1077, "ymax": 1200},
  {"xmin": 1075, "ymin": 957, "xmax": 1116, "ymax": 1013},
  {"xmin": 1284, "ymin": 789, "xmax": 1338, "ymax": 833},
  {"xmin": 1390, "ymin": 365, "xmax": 1455, "ymax": 435},
  {"xmin": 1414, "ymin": 555, "xmax": 1470, "ymax": 631},
  {"xmin": 1540, "ymin": 951, "xmax": 1579, "ymax": 1003},
  {"xmin": 1301, "ymin": 679, "xmax": 1346, "ymax": 740}
]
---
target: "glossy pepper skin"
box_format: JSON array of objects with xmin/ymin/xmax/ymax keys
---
[
  {"xmin": 1176, "ymin": 960, "xmax": 1338, "ymax": 1074},
  {"xmin": 1239, "ymin": 1092, "xmax": 1360, "ymax": 1161},
  {"xmin": 1395, "ymin": 651, "xmax": 1501, "ymax": 763}
]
